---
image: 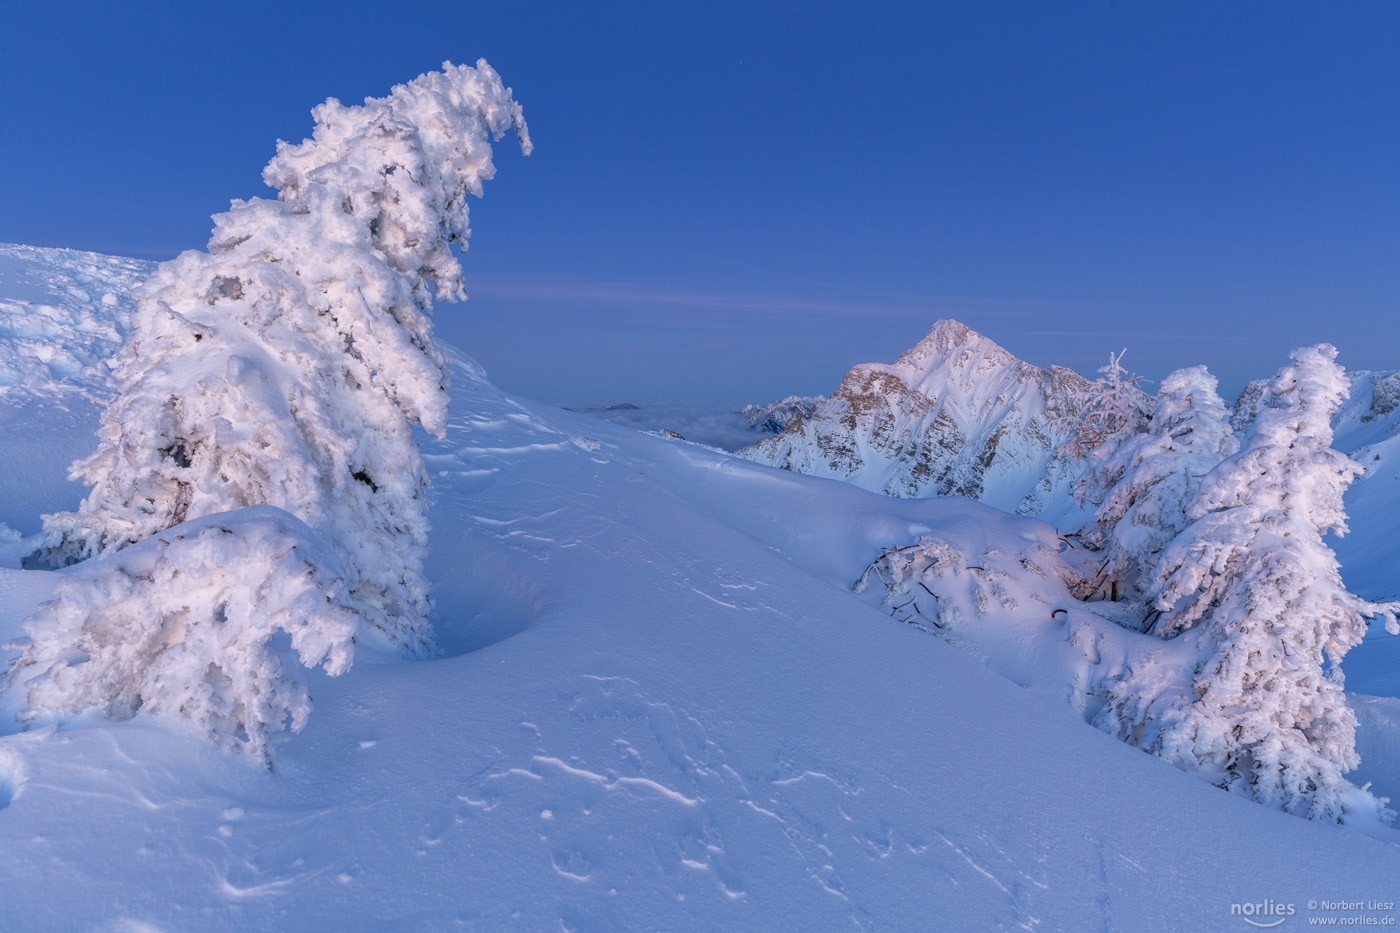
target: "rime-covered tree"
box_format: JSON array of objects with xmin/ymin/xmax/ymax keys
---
[
  {"xmin": 1056, "ymin": 349, "xmax": 1152, "ymax": 463},
  {"xmin": 41, "ymin": 61, "xmax": 531, "ymax": 656},
  {"xmin": 1075, "ymin": 366, "xmax": 1237, "ymax": 603},
  {"xmin": 1099, "ymin": 345, "xmax": 1399, "ymax": 822}
]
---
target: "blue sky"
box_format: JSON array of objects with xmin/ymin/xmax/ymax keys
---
[{"xmin": 2, "ymin": 2, "xmax": 1395, "ymax": 401}]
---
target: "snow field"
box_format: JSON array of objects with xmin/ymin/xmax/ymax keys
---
[{"xmin": 1, "ymin": 245, "xmax": 1399, "ymax": 928}]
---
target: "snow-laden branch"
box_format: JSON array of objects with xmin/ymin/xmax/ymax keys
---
[{"xmin": 12, "ymin": 507, "xmax": 357, "ymax": 764}]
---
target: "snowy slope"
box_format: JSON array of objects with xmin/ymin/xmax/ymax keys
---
[
  {"xmin": 1, "ymin": 248, "xmax": 1399, "ymax": 930},
  {"xmin": 0, "ymin": 244, "xmax": 154, "ymax": 546},
  {"xmin": 0, "ymin": 243, "xmax": 150, "ymax": 394}
]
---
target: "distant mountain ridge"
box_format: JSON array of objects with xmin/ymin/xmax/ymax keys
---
[
  {"xmin": 739, "ymin": 320, "xmax": 1089, "ymax": 512},
  {"xmin": 740, "ymin": 320, "xmax": 1400, "ymax": 545},
  {"xmin": 737, "ymin": 395, "xmax": 821, "ymax": 434}
]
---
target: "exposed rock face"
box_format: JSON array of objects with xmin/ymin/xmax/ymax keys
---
[
  {"xmin": 739, "ymin": 320, "xmax": 1089, "ymax": 512},
  {"xmin": 738, "ymin": 395, "xmax": 822, "ymax": 435},
  {"xmin": 1367, "ymin": 373, "xmax": 1400, "ymax": 422}
]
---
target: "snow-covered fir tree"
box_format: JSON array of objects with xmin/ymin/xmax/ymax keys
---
[
  {"xmin": 1098, "ymin": 345, "xmax": 1399, "ymax": 822},
  {"xmin": 40, "ymin": 61, "xmax": 531, "ymax": 657},
  {"xmin": 1074, "ymin": 366, "xmax": 1237, "ymax": 604}
]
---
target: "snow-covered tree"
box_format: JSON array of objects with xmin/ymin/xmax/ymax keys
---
[
  {"xmin": 1099, "ymin": 345, "xmax": 1399, "ymax": 822},
  {"xmin": 40, "ymin": 61, "xmax": 531, "ymax": 656},
  {"xmin": 1055, "ymin": 349, "xmax": 1152, "ymax": 463},
  {"xmin": 13, "ymin": 507, "xmax": 357, "ymax": 764},
  {"xmin": 1074, "ymin": 366, "xmax": 1237, "ymax": 604}
]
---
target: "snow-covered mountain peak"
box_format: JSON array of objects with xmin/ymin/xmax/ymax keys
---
[
  {"xmin": 884, "ymin": 319, "xmax": 1084, "ymax": 421},
  {"xmin": 891, "ymin": 319, "xmax": 1013, "ymax": 379},
  {"xmin": 741, "ymin": 319, "xmax": 1087, "ymax": 510}
]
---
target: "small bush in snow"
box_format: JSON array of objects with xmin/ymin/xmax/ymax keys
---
[
  {"xmin": 854, "ymin": 534, "xmax": 1070, "ymax": 633},
  {"xmin": 41, "ymin": 61, "xmax": 531, "ymax": 657},
  {"xmin": 12, "ymin": 507, "xmax": 357, "ymax": 764},
  {"xmin": 1099, "ymin": 345, "xmax": 1399, "ymax": 822}
]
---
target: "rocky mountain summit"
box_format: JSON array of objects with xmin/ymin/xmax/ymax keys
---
[{"xmin": 739, "ymin": 320, "xmax": 1089, "ymax": 512}]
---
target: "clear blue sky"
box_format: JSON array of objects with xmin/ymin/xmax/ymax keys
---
[{"xmin": 2, "ymin": 1, "xmax": 1395, "ymax": 401}]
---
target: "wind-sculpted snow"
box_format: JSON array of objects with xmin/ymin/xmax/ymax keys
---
[
  {"xmin": 6, "ymin": 360, "xmax": 1399, "ymax": 928},
  {"xmin": 0, "ymin": 243, "xmax": 151, "ymax": 396},
  {"xmin": 740, "ymin": 320, "xmax": 1089, "ymax": 513},
  {"xmin": 0, "ymin": 246, "xmax": 156, "ymax": 543}
]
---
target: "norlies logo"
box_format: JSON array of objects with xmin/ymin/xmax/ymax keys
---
[{"xmin": 1231, "ymin": 900, "xmax": 1296, "ymax": 927}]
